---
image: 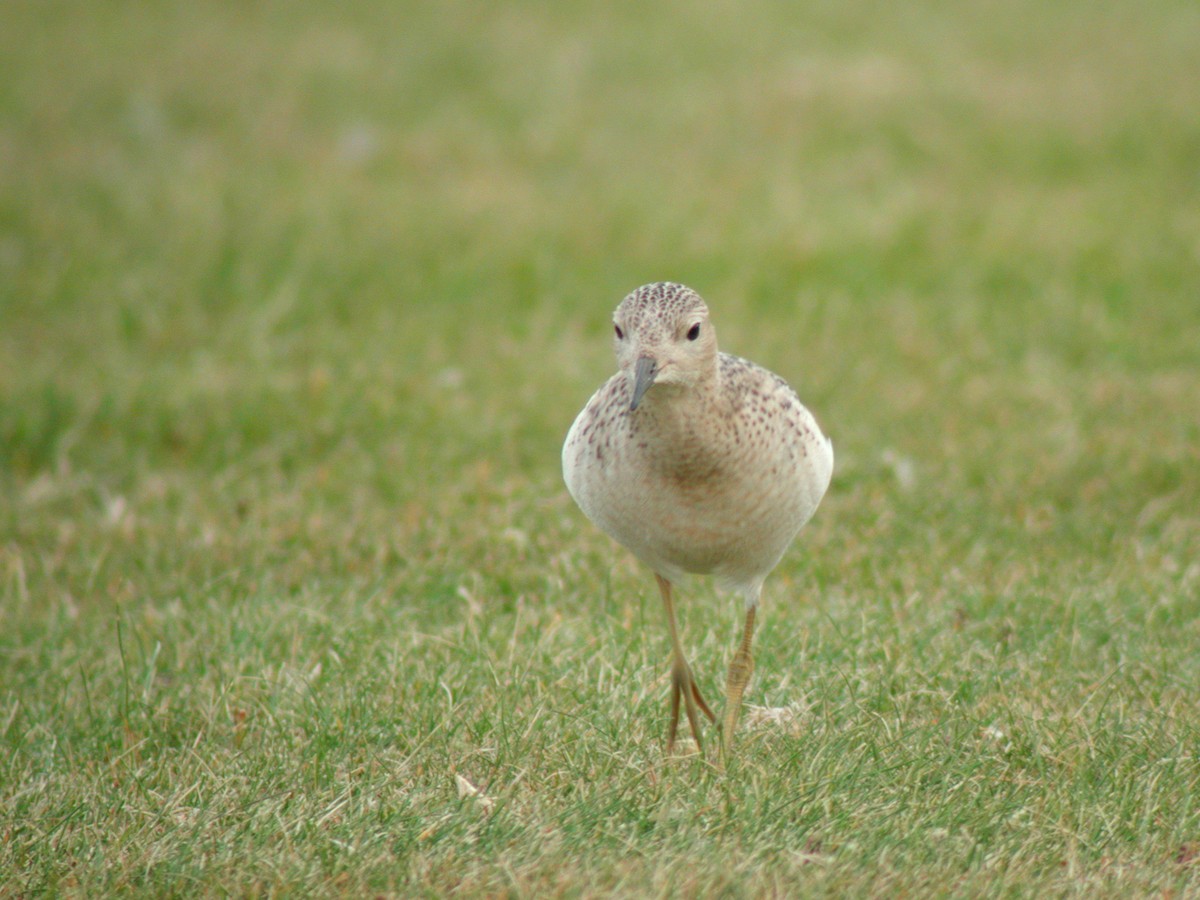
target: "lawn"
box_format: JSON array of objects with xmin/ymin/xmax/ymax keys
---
[{"xmin": 3, "ymin": 0, "xmax": 1200, "ymax": 895}]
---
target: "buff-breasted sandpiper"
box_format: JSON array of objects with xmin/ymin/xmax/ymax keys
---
[{"xmin": 563, "ymin": 282, "xmax": 833, "ymax": 762}]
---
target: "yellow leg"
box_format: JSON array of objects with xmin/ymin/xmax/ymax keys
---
[
  {"xmin": 656, "ymin": 574, "xmax": 716, "ymax": 755},
  {"xmin": 720, "ymin": 604, "xmax": 757, "ymax": 765}
]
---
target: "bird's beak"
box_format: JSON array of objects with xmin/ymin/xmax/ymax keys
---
[{"xmin": 630, "ymin": 356, "xmax": 657, "ymax": 410}]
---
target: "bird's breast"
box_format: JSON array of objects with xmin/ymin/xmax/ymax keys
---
[{"xmin": 563, "ymin": 365, "xmax": 831, "ymax": 587}]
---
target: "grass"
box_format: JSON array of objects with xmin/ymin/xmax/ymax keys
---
[{"xmin": 3, "ymin": 0, "xmax": 1200, "ymax": 895}]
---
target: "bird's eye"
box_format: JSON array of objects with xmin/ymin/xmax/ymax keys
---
[
  {"xmin": 686, "ymin": 323, "xmax": 701, "ymax": 341},
  {"xmin": 614, "ymin": 324, "xmax": 624, "ymax": 340}
]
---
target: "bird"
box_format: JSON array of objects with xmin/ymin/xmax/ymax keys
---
[{"xmin": 562, "ymin": 282, "xmax": 833, "ymax": 763}]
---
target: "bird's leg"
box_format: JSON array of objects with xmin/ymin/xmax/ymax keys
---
[
  {"xmin": 719, "ymin": 603, "xmax": 758, "ymax": 765},
  {"xmin": 656, "ymin": 574, "xmax": 715, "ymax": 755}
]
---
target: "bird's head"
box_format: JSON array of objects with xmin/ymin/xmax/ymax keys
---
[{"xmin": 612, "ymin": 283, "xmax": 718, "ymax": 410}]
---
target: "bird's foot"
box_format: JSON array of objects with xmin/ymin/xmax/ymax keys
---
[
  {"xmin": 718, "ymin": 643, "xmax": 755, "ymax": 768},
  {"xmin": 667, "ymin": 659, "xmax": 716, "ymax": 756}
]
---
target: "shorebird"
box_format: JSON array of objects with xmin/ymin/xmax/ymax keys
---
[{"xmin": 562, "ymin": 282, "xmax": 833, "ymax": 763}]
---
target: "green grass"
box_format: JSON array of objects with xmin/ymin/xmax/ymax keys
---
[{"xmin": 3, "ymin": 0, "xmax": 1200, "ymax": 895}]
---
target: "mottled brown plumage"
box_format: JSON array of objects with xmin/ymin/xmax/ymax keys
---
[{"xmin": 563, "ymin": 282, "xmax": 832, "ymax": 762}]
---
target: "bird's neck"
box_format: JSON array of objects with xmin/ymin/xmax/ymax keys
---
[{"xmin": 630, "ymin": 367, "xmax": 726, "ymax": 450}]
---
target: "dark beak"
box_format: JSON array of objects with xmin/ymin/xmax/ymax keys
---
[{"xmin": 630, "ymin": 356, "xmax": 657, "ymax": 410}]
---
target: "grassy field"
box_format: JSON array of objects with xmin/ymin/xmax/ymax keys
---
[{"xmin": 3, "ymin": 0, "xmax": 1200, "ymax": 895}]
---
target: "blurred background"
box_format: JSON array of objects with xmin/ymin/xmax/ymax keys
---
[
  {"xmin": 3, "ymin": 0, "xmax": 1199, "ymax": 623},
  {"xmin": 4, "ymin": 0, "xmax": 1197, "ymax": 602},
  {"xmin": 3, "ymin": 1, "xmax": 1200, "ymax": 891}
]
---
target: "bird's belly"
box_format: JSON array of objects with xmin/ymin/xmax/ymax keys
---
[{"xmin": 586, "ymin": 462, "xmax": 813, "ymax": 585}]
